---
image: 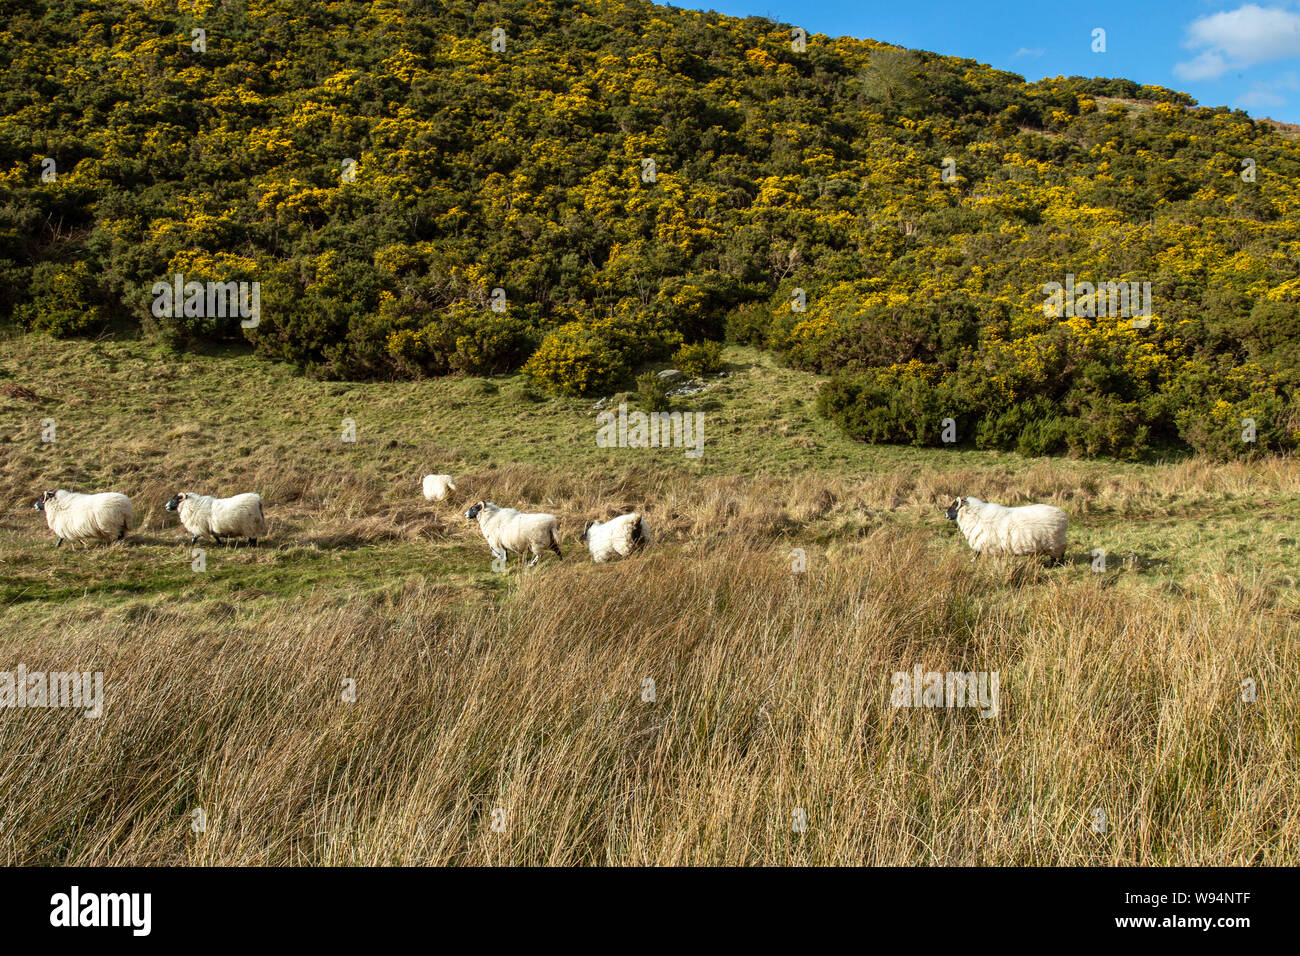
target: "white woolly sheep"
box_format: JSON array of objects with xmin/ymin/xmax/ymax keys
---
[
  {"xmin": 34, "ymin": 489, "xmax": 134, "ymax": 547},
  {"xmin": 166, "ymin": 492, "xmax": 267, "ymax": 546},
  {"xmin": 422, "ymin": 474, "xmax": 457, "ymax": 501},
  {"xmin": 582, "ymin": 513, "xmax": 651, "ymax": 563},
  {"xmin": 464, "ymin": 500, "xmax": 561, "ymax": 567},
  {"xmin": 945, "ymin": 496, "xmax": 1067, "ymax": 559}
]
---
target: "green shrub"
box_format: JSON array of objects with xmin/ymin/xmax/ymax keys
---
[
  {"xmin": 246, "ymin": 260, "xmax": 374, "ymax": 370},
  {"xmin": 672, "ymin": 340, "xmax": 724, "ymax": 377},
  {"xmin": 635, "ymin": 372, "xmax": 671, "ymax": 412},
  {"xmin": 450, "ymin": 310, "xmax": 538, "ymax": 376},
  {"xmin": 975, "ymin": 396, "xmax": 1069, "ymax": 456},
  {"xmin": 1167, "ymin": 361, "xmax": 1300, "ymax": 459},
  {"xmin": 523, "ymin": 311, "xmax": 681, "ymax": 396},
  {"xmin": 724, "ymin": 303, "xmax": 770, "ymax": 346},
  {"xmin": 522, "ymin": 321, "xmax": 630, "ymax": 396},
  {"xmin": 817, "ymin": 362, "xmax": 977, "ymax": 447},
  {"xmin": 382, "ymin": 304, "xmax": 537, "ymax": 379},
  {"xmin": 1062, "ymin": 394, "xmax": 1149, "ymax": 460},
  {"xmin": 20, "ymin": 261, "xmax": 105, "ymax": 338}
]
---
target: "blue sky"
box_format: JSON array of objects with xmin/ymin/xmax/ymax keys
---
[{"xmin": 670, "ymin": 1, "xmax": 1300, "ymax": 123}]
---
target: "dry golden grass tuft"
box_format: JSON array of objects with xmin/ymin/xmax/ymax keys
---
[{"xmin": 1, "ymin": 529, "xmax": 1296, "ymax": 865}]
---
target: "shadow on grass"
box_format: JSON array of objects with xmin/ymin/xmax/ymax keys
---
[{"xmin": 1066, "ymin": 550, "xmax": 1171, "ymax": 573}]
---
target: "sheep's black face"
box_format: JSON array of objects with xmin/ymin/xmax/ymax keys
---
[
  {"xmin": 465, "ymin": 502, "xmax": 483, "ymax": 521},
  {"xmin": 165, "ymin": 494, "xmax": 183, "ymax": 512},
  {"xmin": 34, "ymin": 490, "xmax": 55, "ymax": 511},
  {"xmin": 944, "ymin": 498, "xmax": 963, "ymax": 521},
  {"xmin": 581, "ymin": 521, "xmax": 594, "ymax": 543}
]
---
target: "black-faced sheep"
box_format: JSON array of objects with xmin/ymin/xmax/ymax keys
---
[
  {"xmin": 165, "ymin": 492, "xmax": 267, "ymax": 546},
  {"xmin": 464, "ymin": 500, "xmax": 561, "ymax": 567},
  {"xmin": 945, "ymin": 496, "xmax": 1067, "ymax": 559},
  {"xmin": 33, "ymin": 489, "xmax": 134, "ymax": 547}
]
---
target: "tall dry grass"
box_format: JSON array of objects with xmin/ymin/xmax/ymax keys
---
[{"xmin": 2, "ymin": 527, "xmax": 1294, "ymax": 865}]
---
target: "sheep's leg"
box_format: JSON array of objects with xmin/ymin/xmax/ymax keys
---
[
  {"xmin": 213, "ymin": 534, "xmax": 224, "ymax": 546},
  {"xmin": 527, "ymin": 553, "xmax": 540, "ymax": 568},
  {"xmin": 56, "ymin": 538, "xmax": 63, "ymax": 548},
  {"xmin": 249, "ymin": 538, "xmax": 258, "ymax": 547},
  {"xmin": 190, "ymin": 534, "xmax": 199, "ymax": 546},
  {"xmin": 118, "ymin": 524, "xmax": 127, "ymax": 541}
]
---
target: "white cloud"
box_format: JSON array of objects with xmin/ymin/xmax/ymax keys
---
[
  {"xmin": 1013, "ymin": 47, "xmax": 1044, "ymax": 59},
  {"xmin": 1175, "ymin": 49, "xmax": 1230, "ymax": 80},
  {"xmin": 1173, "ymin": 3, "xmax": 1300, "ymax": 80}
]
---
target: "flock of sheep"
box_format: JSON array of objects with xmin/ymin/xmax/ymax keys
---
[
  {"xmin": 432, "ymin": 472, "xmax": 653, "ymax": 565},
  {"xmin": 32, "ymin": 475, "xmax": 1069, "ymax": 563},
  {"xmin": 33, "ymin": 489, "xmax": 267, "ymax": 549},
  {"xmin": 29, "ymin": 472, "xmax": 657, "ymax": 565}
]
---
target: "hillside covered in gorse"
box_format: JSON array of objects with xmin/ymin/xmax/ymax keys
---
[{"xmin": 3, "ymin": 0, "xmax": 1299, "ymax": 457}]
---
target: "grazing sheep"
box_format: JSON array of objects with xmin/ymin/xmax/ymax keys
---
[
  {"xmin": 165, "ymin": 492, "xmax": 266, "ymax": 546},
  {"xmin": 464, "ymin": 500, "xmax": 561, "ymax": 567},
  {"xmin": 33, "ymin": 489, "xmax": 134, "ymax": 547},
  {"xmin": 945, "ymin": 496, "xmax": 1067, "ymax": 559},
  {"xmin": 582, "ymin": 513, "xmax": 651, "ymax": 563},
  {"xmin": 422, "ymin": 473, "xmax": 457, "ymax": 502}
]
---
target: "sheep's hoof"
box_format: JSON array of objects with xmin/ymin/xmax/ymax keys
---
[{"xmin": 55, "ymin": 538, "xmax": 63, "ymax": 548}]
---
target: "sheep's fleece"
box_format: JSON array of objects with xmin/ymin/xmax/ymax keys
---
[
  {"xmin": 946, "ymin": 496, "xmax": 1067, "ymax": 558},
  {"xmin": 166, "ymin": 492, "xmax": 267, "ymax": 543},
  {"xmin": 34, "ymin": 489, "xmax": 134, "ymax": 546},
  {"xmin": 582, "ymin": 513, "xmax": 651, "ymax": 562},
  {"xmin": 465, "ymin": 500, "xmax": 561, "ymax": 564},
  {"xmin": 422, "ymin": 474, "xmax": 456, "ymax": 501}
]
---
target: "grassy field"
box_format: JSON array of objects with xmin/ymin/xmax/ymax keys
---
[{"xmin": 1, "ymin": 331, "xmax": 1297, "ymax": 864}]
